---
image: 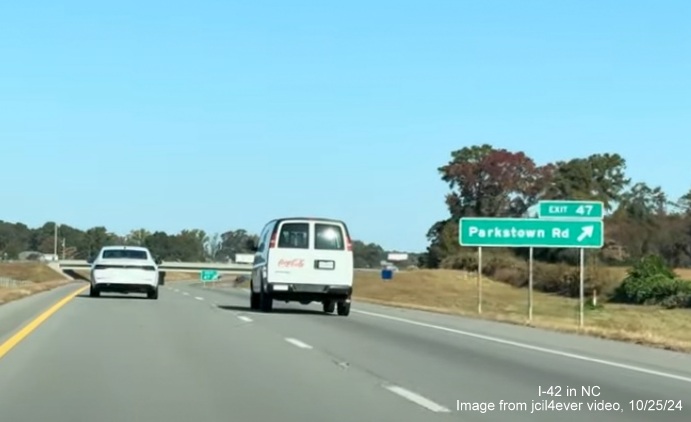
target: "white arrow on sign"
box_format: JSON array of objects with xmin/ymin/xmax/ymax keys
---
[{"xmin": 577, "ymin": 225, "xmax": 594, "ymax": 242}]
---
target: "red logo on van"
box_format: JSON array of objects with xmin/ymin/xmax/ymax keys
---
[{"xmin": 278, "ymin": 258, "xmax": 304, "ymax": 268}]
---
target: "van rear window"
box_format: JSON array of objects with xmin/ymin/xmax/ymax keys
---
[
  {"xmin": 315, "ymin": 223, "xmax": 345, "ymax": 250},
  {"xmin": 278, "ymin": 223, "xmax": 309, "ymax": 249}
]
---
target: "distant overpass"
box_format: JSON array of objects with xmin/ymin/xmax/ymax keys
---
[
  {"xmin": 58, "ymin": 260, "xmax": 380, "ymax": 276},
  {"xmin": 58, "ymin": 260, "xmax": 253, "ymax": 275}
]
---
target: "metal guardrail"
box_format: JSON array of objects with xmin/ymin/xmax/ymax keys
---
[{"xmin": 0, "ymin": 277, "xmax": 34, "ymax": 288}]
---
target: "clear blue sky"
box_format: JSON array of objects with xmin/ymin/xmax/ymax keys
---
[{"xmin": 1, "ymin": 0, "xmax": 689, "ymax": 252}]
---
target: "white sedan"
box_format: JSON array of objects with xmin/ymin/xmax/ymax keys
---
[{"xmin": 89, "ymin": 245, "xmax": 160, "ymax": 299}]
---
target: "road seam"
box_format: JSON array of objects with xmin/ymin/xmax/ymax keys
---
[
  {"xmin": 285, "ymin": 338, "xmax": 313, "ymax": 349},
  {"xmin": 384, "ymin": 385, "xmax": 450, "ymax": 412},
  {"xmin": 353, "ymin": 309, "xmax": 691, "ymax": 384}
]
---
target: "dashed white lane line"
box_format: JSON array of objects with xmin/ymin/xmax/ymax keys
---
[
  {"xmin": 195, "ymin": 296, "xmax": 204, "ymax": 301},
  {"xmin": 238, "ymin": 316, "xmax": 252, "ymax": 322},
  {"xmin": 353, "ymin": 309, "xmax": 691, "ymax": 384},
  {"xmin": 173, "ymin": 289, "xmax": 180, "ymax": 292},
  {"xmin": 384, "ymin": 385, "xmax": 450, "ymax": 413},
  {"xmin": 285, "ymin": 338, "xmax": 313, "ymax": 349},
  {"xmin": 182, "ymin": 292, "xmax": 189, "ymax": 296}
]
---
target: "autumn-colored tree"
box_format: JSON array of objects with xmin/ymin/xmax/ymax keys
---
[
  {"xmin": 438, "ymin": 144, "xmax": 552, "ymax": 219},
  {"xmin": 423, "ymin": 144, "xmax": 552, "ymax": 266}
]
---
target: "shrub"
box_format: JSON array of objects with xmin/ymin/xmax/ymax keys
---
[
  {"xmin": 440, "ymin": 251, "xmax": 619, "ymax": 299},
  {"xmin": 613, "ymin": 255, "xmax": 691, "ymax": 308}
]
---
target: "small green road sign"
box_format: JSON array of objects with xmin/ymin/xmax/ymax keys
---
[
  {"xmin": 459, "ymin": 218, "xmax": 604, "ymax": 248},
  {"xmin": 200, "ymin": 269, "xmax": 218, "ymax": 282},
  {"xmin": 538, "ymin": 200, "xmax": 604, "ymax": 219}
]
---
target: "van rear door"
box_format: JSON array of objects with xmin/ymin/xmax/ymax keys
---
[{"xmin": 267, "ymin": 220, "xmax": 353, "ymax": 287}]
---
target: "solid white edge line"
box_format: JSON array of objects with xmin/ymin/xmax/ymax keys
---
[
  {"xmin": 285, "ymin": 338, "xmax": 313, "ymax": 349},
  {"xmin": 385, "ymin": 385, "xmax": 450, "ymax": 412},
  {"xmin": 353, "ymin": 309, "xmax": 691, "ymax": 384},
  {"xmin": 238, "ymin": 316, "xmax": 252, "ymax": 322},
  {"xmin": 195, "ymin": 296, "xmax": 204, "ymax": 301}
]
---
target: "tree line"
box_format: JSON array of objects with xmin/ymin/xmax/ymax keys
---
[
  {"xmin": 421, "ymin": 144, "xmax": 691, "ymax": 308},
  {"xmin": 0, "ymin": 222, "xmax": 418, "ymax": 269}
]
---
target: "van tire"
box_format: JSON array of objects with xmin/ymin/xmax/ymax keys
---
[
  {"xmin": 322, "ymin": 300, "xmax": 335, "ymax": 313},
  {"xmin": 336, "ymin": 301, "xmax": 350, "ymax": 316},
  {"xmin": 250, "ymin": 291, "xmax": 260, "ymax": 310},
  {"xmin": 259, "ymin": 285, "xmax": 273, "ymax": 312}
]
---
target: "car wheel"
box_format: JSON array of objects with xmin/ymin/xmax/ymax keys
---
[
  {"xmin": 336, "ymin": 301, "xmax": 350, "ymax": 316},
  {"xmin": 322, "ymin": 300, "xmax": 335, "ymax": 313},
  {"xmin": 147, "ymin": 287, "xmax": 159, "ymax": 300}
]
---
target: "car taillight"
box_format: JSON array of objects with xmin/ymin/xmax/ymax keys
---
[{"xmin": 269, "ymin": 232, "xmax": 277, "ymax": 248}]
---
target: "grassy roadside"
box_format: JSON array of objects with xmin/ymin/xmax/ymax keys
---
[
  {"xmin": 0, "ymin": 263, "xmax": 73, "ymax": 305},
  {"xmin": 231, "ymin": 268, "xmax": 691, "ymax": 353},
  {"xmin": 351, "ymin": 269, "xmax": 691, "ymax": 353}
]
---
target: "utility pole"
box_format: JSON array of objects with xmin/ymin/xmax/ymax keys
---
[
  {"xmin": 61, "ymin": 238, "xmax": 66, "ymax": 259},
  {"xmin": 54, "ymin": 223, "xmax": 59, "ymax": 260}
]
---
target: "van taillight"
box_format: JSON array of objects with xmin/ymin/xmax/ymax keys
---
[{"xmin": 269, "ymin": 232, "xmax": 277, "ymax": 248}]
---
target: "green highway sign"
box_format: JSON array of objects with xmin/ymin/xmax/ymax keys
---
[
  {"xmin": 538, "ymin": 200, "xmax": 604, "ymax": 219},
  {"xmin": 200, "ymin": 269, "xmax": 218, "ymax": 282},
  {"xmin": 459, "ymin": 218, "xmax": 604, "ymax": 248}
]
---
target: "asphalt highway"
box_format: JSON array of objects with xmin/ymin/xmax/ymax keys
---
[{"xmin": 1, "ymin": 281, "xmax": 690, "ymax": 421}]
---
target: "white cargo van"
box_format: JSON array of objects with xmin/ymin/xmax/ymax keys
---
[{"xmin": 247, "ymin": 217, "xmax": 354, "ymax": 316}]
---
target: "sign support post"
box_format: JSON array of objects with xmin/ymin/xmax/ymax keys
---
[
  {"xmin": 477, "ymin": 247, "xmax": 483, "ymax": 314},
  {"xmin": 528, "ymin": 247, "xmax": 533, "ymax": 322},
  {"xmin": 579, "ymin": 248, "xmax": 585, "ymax": 328}
]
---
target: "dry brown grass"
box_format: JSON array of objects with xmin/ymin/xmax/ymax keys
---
[
  {"xmin": 0, "ymin": 280, "xmax": 73, "ymax": 305},
  {"xmin": 0, "ymin": 263, "xmax": 73, "ymax": 305},
  {"xmin": 352, "ymin": 269, "xmax": 691, "ymax": 353},
  {"xmin": 164, "ymin": 272, "xmax": 206, "ymax": 282},
  {"xmin": 0, "ymin": 262, "xmax": 66, "ymax": 283}
]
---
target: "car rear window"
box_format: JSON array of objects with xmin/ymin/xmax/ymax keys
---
[
  {"xmin": 102, "ymin": 249, "xmax": 148, "ymax": 259},
  {"xmin": 277, "ymin": 223, "xmax": 309, "ymax": 249},
  {"xmin": 315, "ymin": 223, "xmax": 345, "ymax": 250}
]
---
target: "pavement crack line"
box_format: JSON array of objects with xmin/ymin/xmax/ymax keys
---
[{"xmin": 314, "ymin": 345, "xmax": 453, "ymax": 413}]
